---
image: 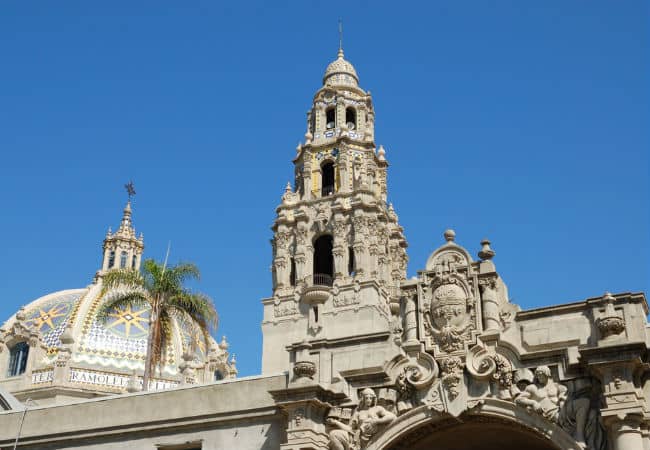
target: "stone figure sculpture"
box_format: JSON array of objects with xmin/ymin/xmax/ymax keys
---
[
  {"xmin": 515, "ymin": 366, "xmax": 567, "ymax": 422},
  {"xmin": 328, "ymin": 388, "xmax": 397, "ymax": 450}
]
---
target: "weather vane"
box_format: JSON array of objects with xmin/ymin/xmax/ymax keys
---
[{"xmin": 124, "ymin": 181, "xmax": 136, "ymax": 201}]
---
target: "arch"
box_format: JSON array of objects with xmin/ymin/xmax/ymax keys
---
[
  {"xmin": 119, "ymin": 251, "xmax": 128, "ymax": 268},
  {"xmin": 313, "ymin": 234, "xmax": 334, "ymax": 286},
  {"xmin": 321, "ymin": 161, "xmax": 335, "ymax": 196},
  {"xmin": 326, "ymin": 107, "xmax": 336, "ymax": 129},
  {"xmin": 346, "ymin": 107, "xmax": 357, "ymax": 130},
  {"xmin": 366, "ymin": 399, "xmax": 582, "ymax": 450}
]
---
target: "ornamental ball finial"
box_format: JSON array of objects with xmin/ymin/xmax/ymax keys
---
[
  {"xmin": 444, "ymin": 229, "xmax": 456, "ymax": 242},
  {"xmin": 478, "ymin": 238, "xmax": 495, "ymax": 260}
]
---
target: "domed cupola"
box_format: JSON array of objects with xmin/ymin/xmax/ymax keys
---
[{"xmin": 323, "ymin": 48, "xmax": 359, "ymax": 88}]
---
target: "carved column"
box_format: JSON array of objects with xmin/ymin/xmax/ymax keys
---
[
  {"xmin": 402, "ymin": 291, "xmax": 418, "ymax": 348},
  {"xmin": 303, "ymin": 158, "xmax": 313, "ymax": 201},
  {"xmin": 606, "ymin": 415, "xmax": 645, "ymax": 450},
  {"xmin": 479, "ymin": 276, "xmax": 500, "ymax": 332},
  {"xmin": 352, "ymin": 213, "xmax": 366, "ymax": 278},
  {"xmin": 274, "ymin": 227, "xmax": 292, "ymax": 289},
  {"xmin": 332, "ymin": 214, "xmax": 347, "ymax": 279},
  {"xmin": 295, "ymin": 221, "xmax": 309, "ymax": 283}
]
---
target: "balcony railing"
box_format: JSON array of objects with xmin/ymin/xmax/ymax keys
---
[
  {"xmin": 322, "ymin": 185, "xmax": 335, "ymax": 196},
  {"xmin": 312, "ymin": 273, "xmax": 334, "ymax": 287}
]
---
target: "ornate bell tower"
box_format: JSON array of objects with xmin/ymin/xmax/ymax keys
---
[{"xmin": 261, "ymin": 47, "xmax": 408, "ymax": 375}]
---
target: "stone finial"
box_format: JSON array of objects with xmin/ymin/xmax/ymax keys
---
[
  {"xmin": 596, "ymin": 292, "xmax": 625, "ymax": 340},
  {"xmin": 230, "ymin": 353, "xmax": 237, "ymax": 366},
  {"xmin": 296, "ymin": 142, "xmax": 302, "ymax": 154},
  {"xmin": 478, "ymin": 239, "xmax": 495, "ymax": 260},
  {"xmin": 304, "ymin": 131, "xmax": 313, "ymax": 144},
  {"xmin": 443, "ymin": 229, "xmax": 456, "ymax": 243},
  {"xmin": 15, "ymin": 306, "xmax": 27, "ymax": 322},
  {"xmin": 219, "ymin": 335, "xmax": 229, "ymax": 351},
  {"xmin": 378, "ymin": 145, "xmax": 386, "ymax": 161}
]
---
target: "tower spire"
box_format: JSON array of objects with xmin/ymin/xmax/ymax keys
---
[{"xmin": 338, "ymin": 19, "xmax": 344, "ymax": 58}]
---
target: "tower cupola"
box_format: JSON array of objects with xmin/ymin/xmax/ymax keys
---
[{"xmin": 99, "ymin": 201, "xmax": 144, "ymax": 273}]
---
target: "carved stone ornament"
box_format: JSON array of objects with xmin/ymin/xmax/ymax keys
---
[
  {"xmin": 424, "ymin": 281, "xmax": 473, "ymax": 353},
  {"xmin": 514, "ymin": 365, "xmax": 566, "ymax": 422},
  {"xmin": 596, "ymin": 293, "xmax": 625, "ymax": 340},
  {"xmin": 327, "ymin": 388, "xmax": 396, "ymax": 450},
  {"xmin": 293, "ymin": 361, "xmax": 316, "ymax": 381},
  {"xmin": 439, "ymin": 356, "xmax": 464, "ymax": 400},
  {"xmin": 466, "ymin": 345, "xmax": 513, "ymax": 397}
]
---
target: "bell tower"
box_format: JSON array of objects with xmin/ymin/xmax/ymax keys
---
[{"xmin": 261, "ymin": 47, "xmax": 408, "ymax": 376}]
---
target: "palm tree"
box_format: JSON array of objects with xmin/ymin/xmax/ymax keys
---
[{"xmin": 98, "ymin": 259, "xmax": 218, "ymax": 391}]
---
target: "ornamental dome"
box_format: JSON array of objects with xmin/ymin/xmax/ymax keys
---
[
  {"xmin": 0, "ymin": 201, "xmax": 235, "ymax": 404},
  {"xmin": 323, "ymin": 49, "xmax": 359, "ymax": 87}
]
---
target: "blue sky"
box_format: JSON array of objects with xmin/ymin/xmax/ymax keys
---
[{"xmin": 0, "ymin": 1, "xmax": 647, "ymax": 377}]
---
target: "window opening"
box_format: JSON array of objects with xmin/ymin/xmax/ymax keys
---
[
  {"xmin": 120, "ymin": 251, "xmax": 128, "ymax": 268},
  {"xmin": 7, "ymin": 342, "xmax": 29, "ymax": 377},
  {"xmin": 108, "ymin": 250, "xmax": 116, "ymax": 268},
  {"xmin": 313, "ymin": 235, "xmax": 334, "ymax": 286},
  {"xmin": 348, "ymin": 247, "xmax": 356, "ymax": 276},
  {"xmin": 321, "ymin": 162, "xmax": 335, "ymax": 196},
  {"xmin": 131, "ymin": 254, "xmax": 137, "ymax": 269},
  {"xmin": 289, "ymin": 257, "xmax": 296, "ymax": 287},
  {"xmin": 313, "ymin": 306, "xmax": 319, "ymax": 323},
  {"xmin": 326, "ymin": 108, "xmax": 336, "ymax": 129},
  {"xmin": 346, "ymin": 107, "xmax": 356, "ymax": 130},
  {"xmin": 214, "ymin": 370, "xmax": 224, "ymax": 381}
]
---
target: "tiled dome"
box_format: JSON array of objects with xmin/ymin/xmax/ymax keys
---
[{"xmin": 323, "ymin": 49, "xmax": 359, "ymax": 87}]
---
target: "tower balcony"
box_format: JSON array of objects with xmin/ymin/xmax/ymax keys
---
[{"xmin": 301, "ymin": 273, "xmax": 333, "ymax": 304}]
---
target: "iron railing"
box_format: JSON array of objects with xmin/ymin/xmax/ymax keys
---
[{"xmin": 312, "ymin": 273, "xmax": 334, "ymax": 287}]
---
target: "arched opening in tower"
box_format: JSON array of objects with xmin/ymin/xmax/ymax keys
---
[
  {"xmin": 346, "ymin": 107, "xmax": 356, "ymax": 130},
  {"xmin": 313, "ymin": 235, "xmax": 334, "ymax": 286},
  {"xmin": 321, "ymin": 162, "xmax": 335, "ymax": 196},
  {"xmin": 326, "ymin": 108, "xmax": 336, "ymax": 129}
]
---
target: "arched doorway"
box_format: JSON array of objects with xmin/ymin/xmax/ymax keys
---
[{"xmin": 366, "ymin": 400, "xmax": 581, "ymax": 450}]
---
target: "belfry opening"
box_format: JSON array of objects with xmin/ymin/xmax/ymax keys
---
[{"xmin": 313, "ymin": 234, "xmax": 334, "ymax": 286}]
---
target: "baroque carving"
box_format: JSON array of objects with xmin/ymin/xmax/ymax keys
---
[
  {"xmin": 514, "ymin": 366, "xmax": 566, "ymax": 422},
  {"xmin": 424, "ymin": 281, "xmax": 473, "ymax": 353},
  {"xmin": 596, "ymin": 293, "xmax": 625, "ymax": 340},
  {"xmin": 327, "ymin": 388, "xmax": 396, "ymax": 450},
  {"xmin": 439, "ymin": 357, "xmax": 463, "ymax": 400}
]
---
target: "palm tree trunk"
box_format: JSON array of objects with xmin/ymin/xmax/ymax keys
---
[{"xmin": 142, "ymin": 302, "xmax": 159, "ymax": 391}]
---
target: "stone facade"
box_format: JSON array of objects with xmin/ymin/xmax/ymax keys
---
[{"xmin": 0, "ymin": 48, "xmax": 648, "ymax": 450}]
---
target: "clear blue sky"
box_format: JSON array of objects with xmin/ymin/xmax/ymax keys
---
[{"xmin": 1, "ymin": 1, "xmax": 647, "ymax": 377}]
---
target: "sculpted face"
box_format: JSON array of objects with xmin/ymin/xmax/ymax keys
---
[{"xmin": 363, "ymin": 392, "xmax": 374, "ymax": 406}]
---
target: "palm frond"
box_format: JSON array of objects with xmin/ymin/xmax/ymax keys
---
[
  {"xmin": 168, "ymin": 262, "xmax": 201, "ymax": 284},
  {"xmin": 167, "ymin": 292, "xmax": 218, "ymax": 331},
  {"xmin": 101, "ymin": 268, "xmax": 144, "ymax": 295},
  {"xmin": 96, "ymin": 291, "xmax": 150, "ymax": 323}
]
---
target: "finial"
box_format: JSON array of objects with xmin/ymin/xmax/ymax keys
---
[
  {"xmin": 338, "ymin": 19, "xmax": 344, "ymax": 58},
  {"xmin": 444, "ymin": 229, "xmax": 456, "ymax": 242},
  {"xmin": 230, "ymin": 353, "xmax": 237, "ymax": 365},
  {"xmin": 220, "ymin": 335, "xmax": 229, "ymax": 350},
  {"xmin": 285, "ymin": 181, "xmax": 292, "ymax": 193},
  {"xmin": 296, "ymin": 142, "xmax": 302, "ymax": 153},
  {"xmin": 603, "ymin": 292, "xmax": 616, "ymax": 302},
  {"xmin": 478, "ymin": 238, "xmax": 495, "ymax": 260},
  {"xmin": 378, "ymin": 145, "xmax": 386, "ymax": 161}
]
